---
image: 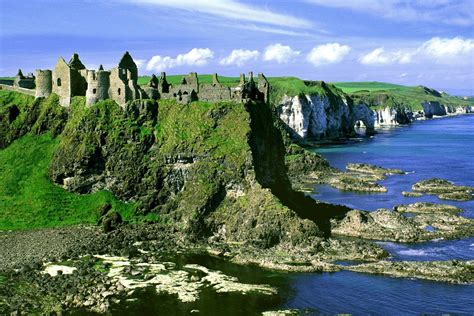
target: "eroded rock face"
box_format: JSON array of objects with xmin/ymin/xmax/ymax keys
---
[
  {"xmin": 277, "ymin": 94, "xmax": 352, "ymax": 140},
  {"xmin": 422, "ymin": 101, "xmax": 447, "ymax": 118},
  {"xmin": 350, "ymin": 103, "xmax": 375, "ymax": 133},
  {"xmin": 331, "ymin": 209, "xmax": 421, "ymax": 242}
]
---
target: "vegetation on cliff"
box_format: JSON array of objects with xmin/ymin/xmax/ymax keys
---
[
  {"xmin": 0, "ymin": 89, "xmax": 347, "ymax": 246},
  {"xmin": 333, "ymin": 81, "xmax": 471, "ymax": 111}
]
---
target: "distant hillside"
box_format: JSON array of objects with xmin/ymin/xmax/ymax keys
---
[
  {"xmin": 332, "ymin": 81, "xmax": 471, "ymax": 111},
  {"xmin": 332, "ymin": 82, "xmax": 408, "ymax": 93}
]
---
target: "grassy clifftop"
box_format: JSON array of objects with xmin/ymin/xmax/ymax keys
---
[
  {"xmin": 137, "ymin": 75, "xmax": 471, "ymax": 111},
  {"xmin": 333, "ymin": 81, "xmax": 471, "ymax": 111}
]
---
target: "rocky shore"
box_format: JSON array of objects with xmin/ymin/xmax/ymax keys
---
[
  {"xmin": 411, "ymin": 178, "xmax": 474, "ymax": 201},
  {"xmin": 2, "ymin": 207, "xmax": 474, "ymax": 314}
]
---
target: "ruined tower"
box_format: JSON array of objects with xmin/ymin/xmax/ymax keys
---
[
  {"xmin": 108, "ymin": 52, "xmax": 140, "ymax": 107},
  {"xmin": 35, "ymin": 70, "xmax": 52, "ymax": 98},
  {"xmin": 86, "ymin": 67, "xmax": 110, "ymax": 106},
  {"xmin": 258, "ymin": 73, "xmax": 269, "ymax": 103},
  {"xmin": 52, "ymin": 57, "xmax": 73, "ymax": 106}
]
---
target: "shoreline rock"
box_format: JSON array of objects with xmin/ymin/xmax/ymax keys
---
[
  {"xmin": 346, "ymin": 260, "xmax": 474, "ymax": 284},
  {"xmin": 412, "ymin": 178, "xmax": 474, "ymax": 201}
]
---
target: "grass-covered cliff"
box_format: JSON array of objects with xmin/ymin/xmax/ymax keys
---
[
  {"xmin": 0, "ymin": 89, "xmax": 347, "ymax": 248},
  {"xmin": 333, "ymin": 81, "xmax": 472, "ymax": 111}
]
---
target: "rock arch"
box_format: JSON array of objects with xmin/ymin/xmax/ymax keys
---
[{"xmin": 351, "ymin": 103, "xmax": 375, "ymax": 135}]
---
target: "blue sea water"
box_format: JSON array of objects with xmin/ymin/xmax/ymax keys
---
[{"xmin": 282, "ymin": 114, "xmax": 474, "ymax": 314}]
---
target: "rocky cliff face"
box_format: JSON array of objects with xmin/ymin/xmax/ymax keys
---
[
  {"xmin": 275, "ymin": 85, "xmax": 472, "ymax": 142},
  {"xmin": 277, "ymin": 94, "xmax": 353, "ymax": 140},
  {"xmin": 0, "ymin": 91, "xmax": 349, "ymax": 248}
]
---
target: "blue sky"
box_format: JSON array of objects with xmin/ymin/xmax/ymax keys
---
[{"xmin": 1, "ymin": 0, "xmax": 473, "ymax": 95}]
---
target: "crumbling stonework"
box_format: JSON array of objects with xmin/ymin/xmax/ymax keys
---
[
  {"xmin": 14, "ymin": 69, "xmax": 35, "ymax": 89},
  {"xmin": 6, "ymin": 52, "xmax": 269, "ymax": 107}
]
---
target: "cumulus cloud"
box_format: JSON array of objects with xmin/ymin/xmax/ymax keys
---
[
  {"xmin": 263, "ymin": 44, "xmax": 300, "ymax": 64},
  {"xmin": 146, "ymin": 48, "xmax": 214, "ymax": 72},
  {"xmin": 306, "ymin": 43, "xmax": 351, "ymax": 66},
  {"xmin": 360, "ymin": 37, "xmax": 474, "ymax": 66},
  {"xmin": 219, "ymin": 49, "xmax": 260, "ymax": 66},
  {"xmin": 420, "ymin": 37, "xmax": 474, "ymax": 60},
  {"xmin": 359, "ymin": 48, "xmax": 412, "ymax": 65}
]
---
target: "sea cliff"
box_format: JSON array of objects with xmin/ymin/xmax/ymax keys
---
[{"xmin": 272, "ymin": 80, "xmax": 472, "ymax": 141}]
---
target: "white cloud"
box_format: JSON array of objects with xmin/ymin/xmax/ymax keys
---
[
  {"xmin": 135, "ymin": 59, "xmax": 146, "ymax": 69},
  {"xmin": 306, "ymin": 43, "xmax": 351, "ymax": 66},
  {"xmin": 125, "ymin": 0, "xmax": 312, "ymax": 28},
  {"xmin": 146, "ymin": 48, "xmax": 214, "ymax": 72},
  {"xmin": 359, "ymin": 48, "xmax": 412, "ymax": 65},
  {"xmin": 219, "ymin": 49, "xmax": 260, "ymax": 66},
  {"xmin": 263, "ymin": 44, "xmax": 300, "ymax": 64},
  {"xmin": 306, "ymin": 0, "xmax": 474, "ymax": 26},
  {"xmin": 360, "ymin": 37, "xmax": 474, "ymax": 66},
  {"xmin": 420, "ymin": 37, "xmax": 474, "ymax": 60}
]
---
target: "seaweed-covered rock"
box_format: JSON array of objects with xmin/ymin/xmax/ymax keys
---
[
  {"xmin": 347, "ymin": 260, "xmax": 474, "ymax": 284},
  {"xmin": 412, "ymin": 178, "xmax": 473, "ymax": 201}
]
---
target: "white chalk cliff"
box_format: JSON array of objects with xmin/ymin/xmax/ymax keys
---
[{"xmin": 277, "ymin": 94, "xmax": 473, "ymax": 141}]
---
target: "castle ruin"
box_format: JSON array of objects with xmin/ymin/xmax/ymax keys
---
[{"xmin": 0, "ymin": 52, "xmax": 269, "ymax": 107}]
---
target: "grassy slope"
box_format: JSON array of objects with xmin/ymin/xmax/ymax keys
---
[
  {"xmin": 332, "ymin": 82, "xmax": 408, "ymax": 93},
  {"xmin": 0, "ymin": 133, "xmax": 137, "ymax": 230},
  {"xmin": 332, "ymin": 81, "xmax": 471, "ymax": 110}
]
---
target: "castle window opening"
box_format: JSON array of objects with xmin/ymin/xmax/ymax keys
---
[
  {"xmin": 57, "ymin": 78, "xmax": 61, "ymax": 87},
  {"xmin": 118, "ymin": 88, "xmax": 121, "ymax": 95},
  {"xmin": 93, "ymin": 88, "xmax": 97, "ymax": 94}
]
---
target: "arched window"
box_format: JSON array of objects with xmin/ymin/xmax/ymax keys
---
[
  {"xmin": 57, "ymin": 78, "xmax": 61, "ymax": 87},
  {"xmin": 118, "ymin": 88, "xmax": 121, "ymax": 95}
]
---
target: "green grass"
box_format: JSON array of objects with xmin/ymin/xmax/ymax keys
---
[
  {"xmin": 0, "ymin": 133, "xmax": 137, "ymax": 230},
  {"xmin": 331, "ymin": 81, "xmax": 471, "ymax": 111},
  {"xmin": 332, "ymin": 81, "xmax": 409, "ymax": 93}
]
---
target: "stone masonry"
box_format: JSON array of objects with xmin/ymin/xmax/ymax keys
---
[{"xmin": 1, "ymin": 52, "xmax": 269, "ymax": 107}]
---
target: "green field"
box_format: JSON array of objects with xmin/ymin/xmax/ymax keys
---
[
  {"xmin": 331, "ymin": 81, "xmax": 471, "ymax": 110},
  {"xmin": 332, "ymin": 81, "xmax": 410, "ymax": 93}
]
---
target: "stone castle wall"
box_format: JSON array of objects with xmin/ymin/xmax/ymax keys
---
[
  {"xmin": 0, "ymin": 84, "xmax": 36, "ymax": 96},
  {"xmin": 6, "ymin": 52, "xmax": 269, "ymax": 107}
]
